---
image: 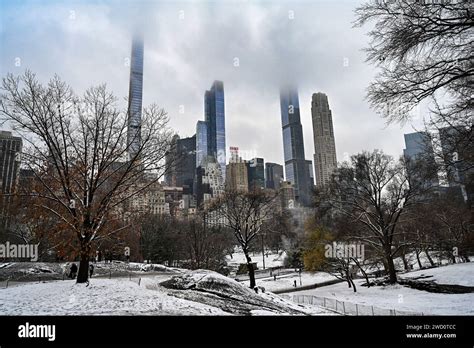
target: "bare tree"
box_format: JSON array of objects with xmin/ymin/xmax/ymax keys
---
[
  {"xmin": 206, "ymin": 189, "xmax": 278, "ymax": 288},
  {"xmin": 319, "ymin": 150, "xmax": 431, "ymax": 283},
  {"xmin": 0, "ymin": 71, "xmax": 174, "ymax": 282},
  {"xmin": 355, "ymin": 1, "xmax": 473, "ymax": 186},
  {"xmin": 182, "ymin": 214, "xmax": 234, "ymax": 272},
  {"xmin": 355, "ymin": 1, "xmax": 472, "ymax": 122},
  {"xmin": 432, "ymin": 193, "xmax": 473, "ymax": 263}
]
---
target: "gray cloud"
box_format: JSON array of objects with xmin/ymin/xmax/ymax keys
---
[{"xmin": 0, "ymin": 0, "xmax": 423, "ymax": 168}]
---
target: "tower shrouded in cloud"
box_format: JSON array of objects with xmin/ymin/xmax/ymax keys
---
[
  {"xmin": 279, "ymin": 85, "xmax": 312, "ymax": 206},
  {"xmin": 311, "ymin": 92, "xmax": 337, "ymax": 188},
  {"xmin": 127, "ymin": 34, "xmax": 144, "ymax": 159}
]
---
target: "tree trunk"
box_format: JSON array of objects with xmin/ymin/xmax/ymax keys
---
[
  {"xmin": 352, "ymin": 257, "xmax": 370, "ymax": 287},
  {"xmin": 415, "ymin": 249, "xmax": 423, "ymax": 269},
  {"xmin": 349, "ymin": 276, "xmax": 357, "ymax": 292},
  {"xmin": 386, "ymin": 254, "xmax": 397, "ymax": 284},
  {"xmin": 424, "ymin": 248, "xmax": 435, "ymax": 267},
  {"xmin": 77, "ymin": 241, "xmax": 91, "ymax": 283},
  {"xmin": 243, "ymin": 249, "xmax": 256, "ymax": 289}
]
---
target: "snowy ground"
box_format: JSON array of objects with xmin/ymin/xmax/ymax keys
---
[
  {"xmin": 226, "ymin": 249, "xmax": 287, "ymax": 271},
  {"xmin": 399, "ymin": 262, "xmax": 474, "ymax": 286},
  {"xmin": 256, "ymin": 271, "xmax": 337, "ymax": 292},
  {"xmin": 0, "ymin": 278, "xmax": 229, "ymax": 315},
  {"xmin": 0, "ymin": 270, "xmax": 334, "ymax": 316},
  {"xmin": 289, "ymin": 263, "xmax": 474, "ymax": 315}
]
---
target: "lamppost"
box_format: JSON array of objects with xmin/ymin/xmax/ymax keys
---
[{"xmin": 261, "ymin": 233, "xmax": 266, "ymax": 270}]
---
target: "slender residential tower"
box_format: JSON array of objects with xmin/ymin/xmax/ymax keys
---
[
  {"xmin": 127, "ymin": 35, "xmax": 144, "ymax": 159},
  {"xmin": 280, "ymin": 86, "xmax": 311, "ymax": 206},
  {"xmin": 204, "ymin": 81, "xmax": 226, "ymax": 179},
  {"xmin": 311, "ymin": 92, "xmax": 337, "ymax": 188}
]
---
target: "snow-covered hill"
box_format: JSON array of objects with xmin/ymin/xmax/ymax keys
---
[{"xmin": 0, "ymin": 270, "xmax": 333, "ymax": 316}]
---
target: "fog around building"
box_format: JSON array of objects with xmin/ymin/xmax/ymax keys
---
[{"xmin": 0, "ymin": 0, "xmax": 426, "ymax": 167}]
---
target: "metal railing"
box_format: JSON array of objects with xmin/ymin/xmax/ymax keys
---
[{"xmin": 289, "ymin": 294, "xmax": 424, "ymax": 316}]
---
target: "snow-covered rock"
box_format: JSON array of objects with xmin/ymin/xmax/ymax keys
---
[{"xmin": 159, "ymin": 269, "xmax": 332, "ymax": 315}]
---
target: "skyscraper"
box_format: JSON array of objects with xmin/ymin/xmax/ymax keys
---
[
  {"xmin": 0, "ymin": 131, "xmax": 22, "ymax": 194},
  {"xmin": 196, "ymin": 121, "xmax": 208, "ymax": 168},
  {"xmin": 280, "ymin": 86, "xmax": 311, "ymax": 206},
  {"xmin": 204, "ymin": 81, "xmax": 226, "ymax": 179},
  {"xmin": 165, "ymin": 135, "xmax": 196, "ymax": 193},
  {"xmin": 311, "ymin": 92, "xmax": 337, "ymax": 188},
  {"xmin": 403, "ymin": 131, "xmax": 439, "ymax": 191},
  {"xmin": 127, "ymin": 35, "xmax": 144, "ymax": 159},
  {"xmin": 265, "ymin": 162, "xmax": 284, "ymax": 190},
  {"xmin": 247, "ymin": 158, "xmax": 265, "ymax": 190},
  {"xmin": 226, "ymin": 147, "xmax": 248, "ymax": 192}
]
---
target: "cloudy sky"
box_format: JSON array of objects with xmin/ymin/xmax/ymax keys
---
[{"xmin": 0, "ymin": 0, "xmax": 423, "ymax": 170}]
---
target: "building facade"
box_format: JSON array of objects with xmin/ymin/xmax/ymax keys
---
[
  {"xmin": 265, "ymin": 162, "xmax": 284, "ymax": 190},
  {"xmin": 0, "ymin": 131, "xmax": 22, "ymax": 194},
  {"xmin": 196, "ymin": 121, "xmax": 208, "ymax": 168},
  {"xmin": 247, "ymin": 157, "xmax": 265, "ymax": 190},
  {"xmin": 306, "ymin": 159, "xmax": 314, "ymax": 187},
  {"xmin": 226, "ymin": 149, "xmax": 248, "ymax": 192},
  {"xmin": 403, "ymin": 131, "xmax": 439, "ymax": 190},
  {"xmin": 165, "ymin": 135, "xmax": 196, "ymax": 193},
  {"xmin": 195, "ymin": 156, "xmax": 225, "ymax": 206},
  {"xmin": 280, "ymin": 180, "xmax": 296, "ymax": 209},
  {"xmin": 311, "ymin": 92, "xmax": 337, "ymax": 188},
  {"xmin": 129, "ymin": 181, "xmax": 168, "ymax": 216}
]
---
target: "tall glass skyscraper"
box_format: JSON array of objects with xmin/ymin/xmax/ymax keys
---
[
  {"xmin": 196, "ymin": 120, "xmax": 208, "ymax": 168},
  {"xmin": 127, "ymin": 35, "xmax": 144, "ymax": 159},
  {"xmin": 204, "ymin": 81, "xmax": 226, "ymax": 179},
  {"xmin": 280, "ymin": 86, "xmax": 311, "ymax": 206}
]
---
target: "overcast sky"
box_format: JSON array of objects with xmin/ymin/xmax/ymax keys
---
[{"xmin": 0, "ymin": 0, "xmax": 424, "ymax": 169}]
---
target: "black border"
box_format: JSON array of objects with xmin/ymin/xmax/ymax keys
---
[{"xmin": 0, "ymin": 315, "xmax": 472, "ymax": 347}]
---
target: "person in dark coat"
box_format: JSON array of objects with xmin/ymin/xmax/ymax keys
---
[
  {"xmin": 89, "ymin": 264, "xmax": 94, "ymax": 278},
  {"xmin": 70, "ymin": 263, "xmax": 78, "ymax": 279}
]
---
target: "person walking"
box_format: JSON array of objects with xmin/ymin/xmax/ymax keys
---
[
  {"xmin": 70, "ymin": 263, "xmax": 78, "ymax": 279},
  {"xmin": 89, "ymin": 264, "xmax": 94, "ymax": 278}
]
